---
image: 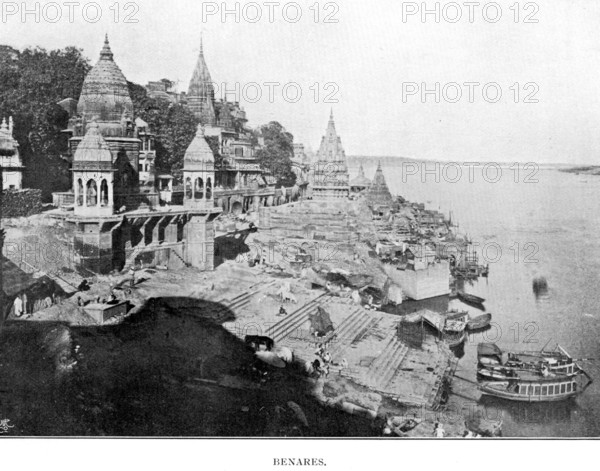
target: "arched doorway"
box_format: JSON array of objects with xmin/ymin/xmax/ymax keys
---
[{"xmin": 231, "ymin": 201, "xmax": 243, "ymax": 215}]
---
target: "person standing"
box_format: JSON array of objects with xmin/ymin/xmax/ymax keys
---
[
  {"xmin": 128, "ymin": 266, "xmax": 136, "ymax": 288},
  {"xmin": 13, "ymin": 296, "xmax": 23, "ymax": 318}
]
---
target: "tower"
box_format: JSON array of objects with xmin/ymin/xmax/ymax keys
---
[
  {"xmin": 72, "ymin": 122, "xmax": 115, "ymax": 217},
  {"xmin": 183, "ymin": 124, "xmax": 215, "ymax": 211},
  {"xmin": 187, "ymin": 36, "xmax": 216, "ymax": 125},
  {"xmin": 311, "ymin": 110, "xmax": 350, "ymax": 199},
  {"xmin": 183, "ymin": 124, "xmax": 220, "ymax": 271}
]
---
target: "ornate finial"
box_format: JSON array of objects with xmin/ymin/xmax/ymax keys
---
[
  {"xmin": 8, "ymin": 116, "xmax": 13, "ymax": 133},
  {"xmin": 200, "ymin": 31, "xmax": 204, "ymax": 55},
  {"xmin": 197, "ymin": 124, "xmax": 205, "ymax": 137},
  {"xmin": 0, "ymin": 118, "xmax": 7, "ymax": 130},
  {"xmin": 330, "ymin": 108, "xmax": 334, "ymax": 121},
  {"xmin": 100, "ymin": 34, "xmax": 113, "ymax": 60}
]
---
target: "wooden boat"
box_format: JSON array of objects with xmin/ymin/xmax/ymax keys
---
[
  {"xmin": 457, "ymin": 291, "xmax": 485, "ymax": 308},
  {"xmin": 443, "ymin": 311, "xmax": 468, "ymax": 348},
  {"xmin": 467, "ymin": 313, "xmax": 492, "ymax": 331},
  {"xmin": 478, "ymin": 343, "xmax": 581, "ymax": 378},
  {"xmin": 479, "ymin": 369, "xmax": 592, "ymax": 402}
]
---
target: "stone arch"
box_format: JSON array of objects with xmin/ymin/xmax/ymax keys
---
[
  {"xmin": 195, "ymin": 177, "xmax": 204, "ymax": 200},
  {"xmin": 206, "ymin": 177, "xmax": 212, "ymax": 200},
  {"xmin": 231, "ymin": 200, "xmax": 243, "ymax": 215},
  {"xmin": 100, "ymin": 179, "xmax": 109, "ymax": 206},
  {"xmin": 86, "ymin": 179, "xmax": 98, "ymax": 206}
]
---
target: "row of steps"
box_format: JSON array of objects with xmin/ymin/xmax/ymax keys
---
[
  {"xmin": 328, "ymin": 308, "xmax": 371, "ymax": 359},
  {"xmin": 377, "ymin": 343, "xmax": 410, "ymax": 391},
  {"xmin": 269, "ymin": 295, "xmax": 327, "ymax": 343},
  {"xmin": 365, "ymin": 336, "xmax": 400, "ymax": 385},
  {"xmin": 215, "ymin": 280, "xmax": 277, "ymax": 323}
]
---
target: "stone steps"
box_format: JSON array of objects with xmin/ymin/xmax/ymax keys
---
[
  {"xmin": 377, "ymin": 343, "xmax": 410, "ymax": 391},
  {"xmin": 269, "ymin": 295, "xmax": 327, "ymax": 343},
  {"xmin": 328, "ymin": 308, "xmax": 370, "ymax": 359},
  {"xmin": 365, "ymin": 336, "xmax": 399, "ymax": 384}
]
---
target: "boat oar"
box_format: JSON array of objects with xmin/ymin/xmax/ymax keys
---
[{"xmin": 453, "ymin": 374, "xmax": 479, "ymax": 386}]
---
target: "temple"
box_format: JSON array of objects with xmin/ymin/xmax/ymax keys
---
[
  {"xmin": 187, "ymin": 36, "xmax": 216, "ymax": 126},
  {"xmin": 184, "ymin": 37, "xmax": 308, "ymax": 214},
  {"xmin": 366, "ymin": 162, "xmax": 394, "ymax": 207},
  {"xmin": 51, "ymin": 36, "xmax": 221, "ymax": 274},
  {"xmin": 311, "ymin": 110, "xmax": 350, "ymax": 199},
  {"xmin": 350, "ymin": 164, "xmax": 371, "ymax": 193},
  {"xmin": 0, "ymin": 117, "xmax": 23, "ymax": 190}
]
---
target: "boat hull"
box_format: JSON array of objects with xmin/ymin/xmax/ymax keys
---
[{"xmin": 479, "ymin": 383, "xmax": 580, "ymax": 402}]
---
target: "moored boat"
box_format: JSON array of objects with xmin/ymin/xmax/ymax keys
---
[
  {"xmin": 467, "ymin": 313, "xmax": 492, "ymax": 331},
  {"xmin": 443, "ymin": 311, "xmax": 469, "ymax": 348},
  {"xmin": 479, "ymin": 370, "xmax": 592, "ymax": 402},
  {"xmin": 478, "ymin": 343, "xmax": 581, "ymax": 378},
  {"xmin": 457, "ymin": 290, "xmax": 486, "ymax": 309}
]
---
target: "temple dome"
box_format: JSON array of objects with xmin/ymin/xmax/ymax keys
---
[
  {"xmin": 184, "ymin": 125, "xmax": 215, "ymax": 168},
  {"xmin": 350, "ymin": 164, "xmax": 371, "ymax": 188},
  {"xmin": 77, "ymin": 35, "xmax": 133, "ymax": 133},
  {"xmin": 73, "ymin": 122, "xmax": 113, "ymax": 164}
]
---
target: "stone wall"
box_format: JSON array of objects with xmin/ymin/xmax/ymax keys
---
[
  {"xmin": 1, "ymin": 189, "xmax": 43, "ymax": 218},
  {"xmin": 258, "ymin": 200, "xmax": 361, "ymax": 242}
]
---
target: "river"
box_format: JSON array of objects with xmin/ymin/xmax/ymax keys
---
[{"xmin": 354, "ymin": 163, "xmax": 600, "ymax": 437}]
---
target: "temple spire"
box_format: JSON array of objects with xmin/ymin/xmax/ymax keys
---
[
  {"xmin": 100, "ymin": 34, "xmax": 113, "ymax": 60},
  {"xmin": 200, "ymin": 32, "xmax": 204, "ymax": 55}
]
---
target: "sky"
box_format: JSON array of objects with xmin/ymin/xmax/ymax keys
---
[{"xmin": 1, "ymin": 0, "xmax": 600, "ymax": 164}]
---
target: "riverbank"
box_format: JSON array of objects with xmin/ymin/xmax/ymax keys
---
[{"xmin": 0, "ymin": 195, "xmax": 499, "ymax": 437}]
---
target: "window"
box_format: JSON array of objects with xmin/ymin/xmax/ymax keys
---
[
  {"xmin": 561, "ymin": 383, "xmax": 566, "ymax": 394},
  {"xmin": 195, "ymin": 178, "xmax": 204, "ymax": 200},
  {"xmin": 541, "ymin": 386, "xmax": 547, "ymax": 395},
  {"xmin": 534, "ymin": 386, "xmax": 541, "ymax": 395},
  {"xmin": 566, "ymin": 383, "xmax": 572, "ymax": 393},
  {"xmin": 206, "ymin": 177, "xmax": 212, "ymax": 200},
  {"xmin": 138, "ymin": 164, "xmax": 143, "ymax": 172},
  {"xmin": 185, "ymin": 178, "xmax": 192, "ymax": 199},
  {"xmin": 100, "ymin": 180, "xmax": 109, "ymax": 206},
  {"xmin": 549, "ymin": 385, "xmax": 555, "ymax": 395},
  {"xmin": 86, "ymin": 179, "xmax": 98, "ymax": 206}
]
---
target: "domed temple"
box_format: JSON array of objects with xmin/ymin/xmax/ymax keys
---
[
  {"xmin": 52, "ymin": 36, "xmax": 221, "ymax": 274},
  {"xmin": 350, "ymin": 164, "xmax": 371, "ymax": 193}
]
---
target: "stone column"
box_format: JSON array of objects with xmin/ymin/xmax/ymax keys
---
[{"xmin": 184, "ymin": 215, "xmax": 215, "ymax": 270}]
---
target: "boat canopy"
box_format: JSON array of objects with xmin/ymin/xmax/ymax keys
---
[{"xmin": 478, "ymin": 343, "xmax": 503, "ymax": 357}]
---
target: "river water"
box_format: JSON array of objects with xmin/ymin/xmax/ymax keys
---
[{"xmin": 355, "ymin": 163, "xmax": 600, "ymax": 437}]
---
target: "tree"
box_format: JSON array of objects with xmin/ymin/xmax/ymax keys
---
[
  {"xmin": 128, "ymin": 82, "xmax": 198, "ymax": 180},
  {"xmin": 255, "ymin": 121, "xmax": 297, "ymax": 187},
  {"xmin": 0, "ymin": 45, "xmax": 91, "ymax": 199}
]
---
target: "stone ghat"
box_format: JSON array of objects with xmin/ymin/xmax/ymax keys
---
[
  {"xmin": 259, "ymin": 202, "xmax": 363, "ymax": 242},
  {"xmin": 219, "ymin": 278, "xmax": 455, "ymax": 410}
]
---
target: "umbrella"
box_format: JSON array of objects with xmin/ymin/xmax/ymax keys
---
[{"xmin": 255, "ymin": 351, "xmax": 286, "ymax": 368}]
